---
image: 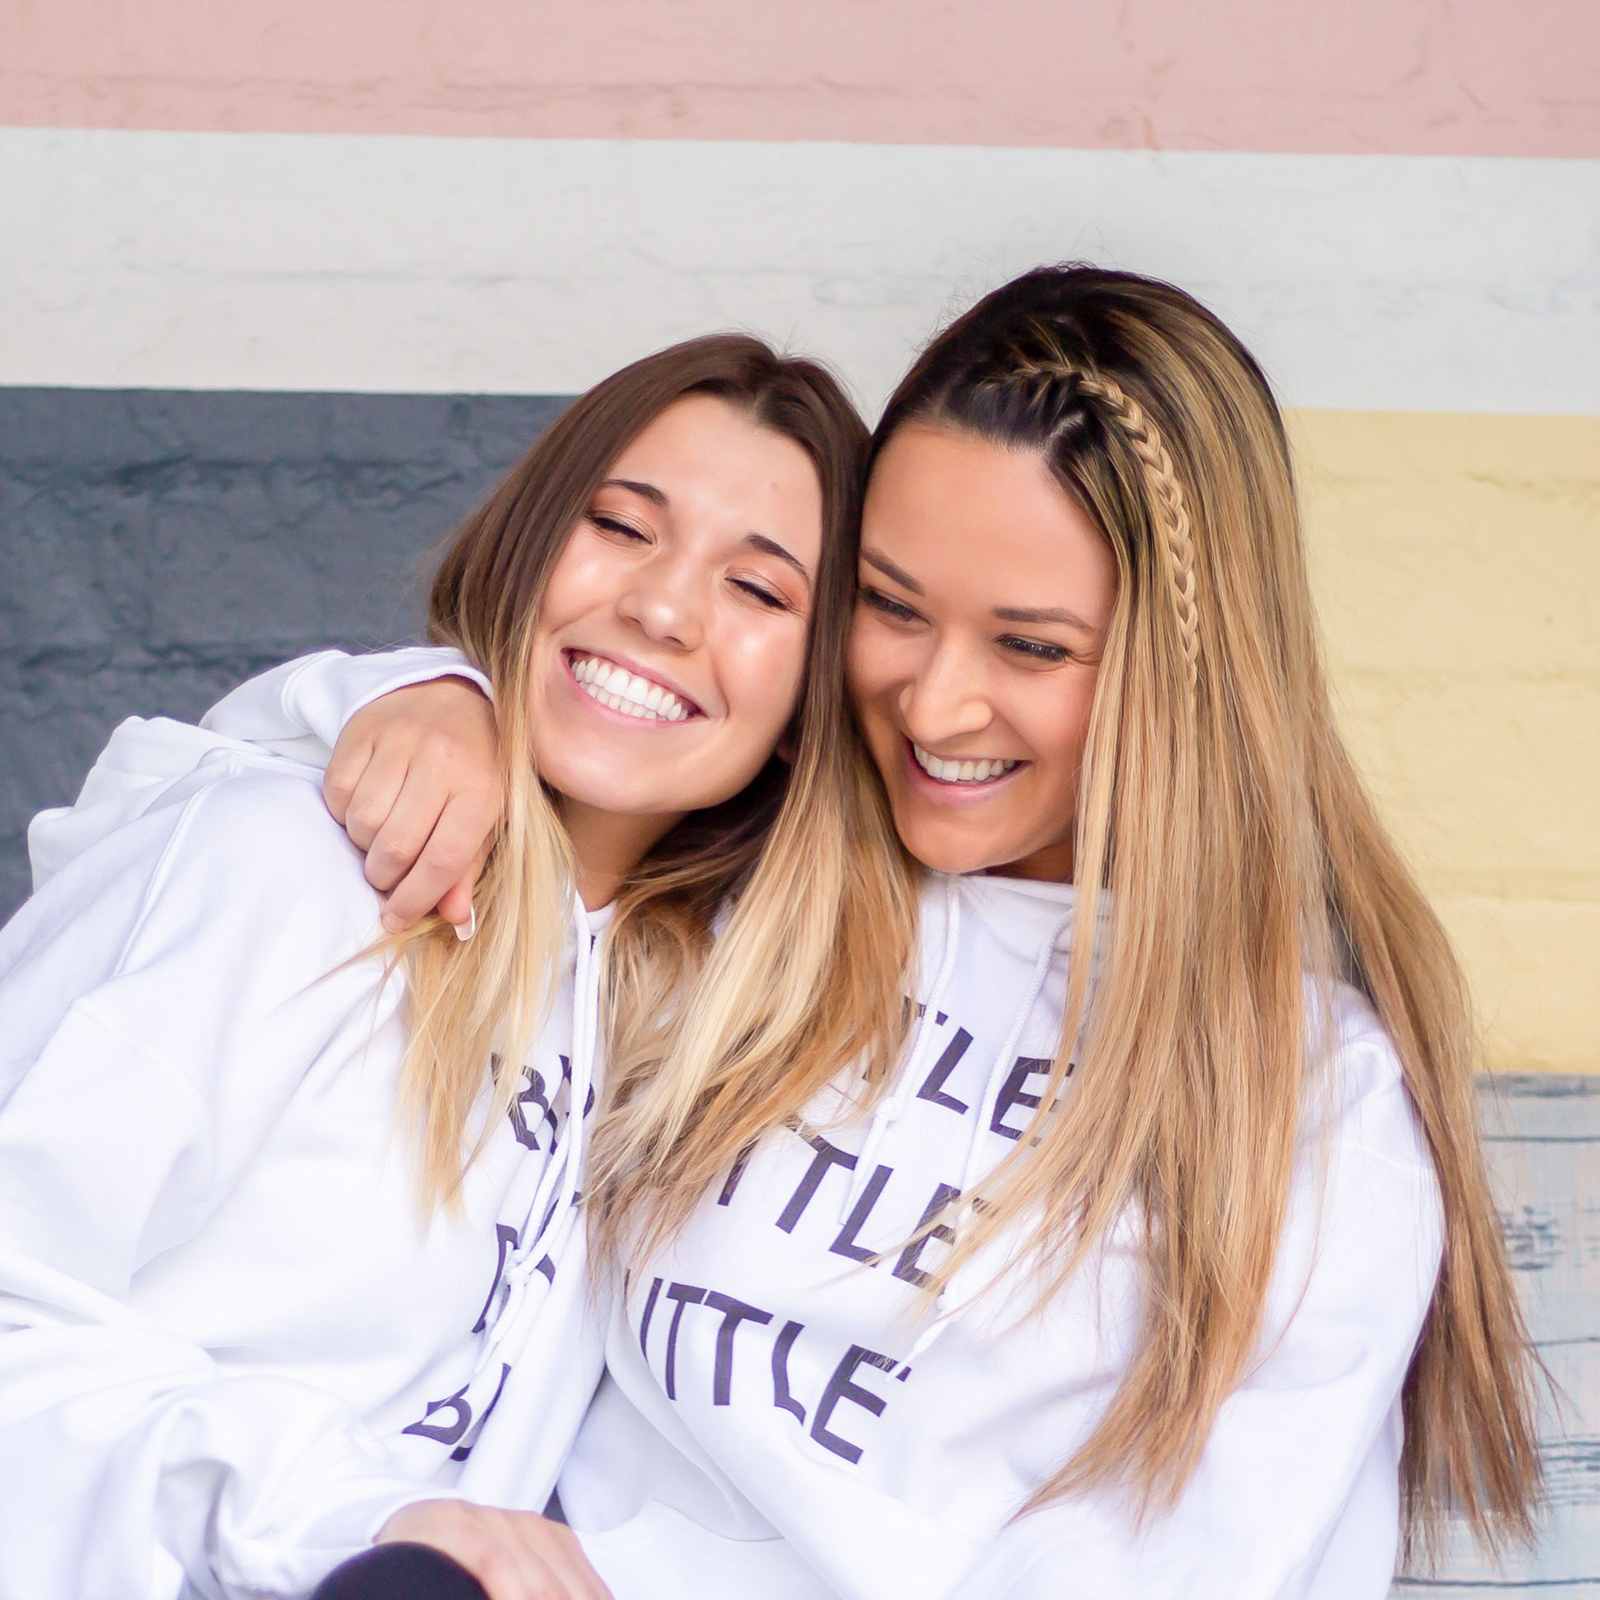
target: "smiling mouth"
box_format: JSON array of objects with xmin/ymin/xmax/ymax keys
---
[
  {"xmin": 910, "ymin": 740, "xmax": 1023, "ymax": 786},
  {"xmin": 567, "ymin": 652, "xmax": 701, "ymax": 722}
]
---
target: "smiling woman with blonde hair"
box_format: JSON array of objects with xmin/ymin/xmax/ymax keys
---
[{"xmin": 177, "ymin": 266, "xmax": 1541, "ymax": 1599}]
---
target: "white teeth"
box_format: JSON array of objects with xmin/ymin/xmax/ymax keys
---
[
  {"xmin": 570, "ymin": 655, "xmax": 690, "ymax": 722},
  {"xmin": 912, "ymin": 743, "xmax": 1018, "ymax": 784}
]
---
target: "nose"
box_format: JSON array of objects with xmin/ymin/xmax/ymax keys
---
[
  {"xmin": 615, "ymin": 552, "xmax": 703, "ymax": 651},
  {"xmin": 898, "ymin": 638, "xmax": 992, "ymax": 745}
]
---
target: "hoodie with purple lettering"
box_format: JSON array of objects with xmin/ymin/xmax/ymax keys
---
[
  {"xmin": 553, "ymin": 868, "xmax": 1445, "ymax": 1600},
  {"xmin": 0, "ymin": 650, "xmax": 607, "ymax": 1600}
]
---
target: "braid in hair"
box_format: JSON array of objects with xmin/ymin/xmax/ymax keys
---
[{"xmin": 999, "ymin": 332, "xmax": 1202, "ymax": 697}]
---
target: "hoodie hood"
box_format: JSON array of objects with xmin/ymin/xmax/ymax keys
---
[{"xmin": 28, "ymin": 716, "xmax": 296, "ymax": 891}]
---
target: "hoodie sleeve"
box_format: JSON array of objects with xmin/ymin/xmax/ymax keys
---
[
  {"xmin": 0, "ymin": 774, "xmax": 452, "ymax": 1600},
  {"xmin": 200, "ymin": 646, "xmax": 492, "ymax": 755},
  {"xmin": 945, "ymin": 1040, "xmax": 1444, "ymax": 1600}
]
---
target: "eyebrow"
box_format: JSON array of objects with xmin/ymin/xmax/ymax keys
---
[
  {"xmin": 864, "ymin": 548, "xmax": 1098, "ymax": 634},
  {"xmin": 599, "ymin": 480, "xmax": 810, "ymax": 586},
  {"xmin": 993, "ymin": 604, "xmax": 1098, "ymax": 634},
  {"xmin": 599, "ymin": 477, "xmax": 668, "ymax": 506},
  {"xmin": 861, "ymin": 547, "xmax": 923, "ymax": 593},
  {"xmin": 744, "ymin": 532, "xmax": 812, "ymax": 586}
]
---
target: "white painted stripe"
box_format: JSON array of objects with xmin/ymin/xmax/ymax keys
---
[{"xmin": 3, "ymin": 129, "xmax": 1595, "ymax": 417}]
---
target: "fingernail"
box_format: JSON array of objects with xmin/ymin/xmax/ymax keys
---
[
  {"xmin": 380, "ymin": 909, "xmax": 403, "ymax": 935},
  {"xmin": 454, "ymin": 903, "xmax": 477, "ymax": 943}
]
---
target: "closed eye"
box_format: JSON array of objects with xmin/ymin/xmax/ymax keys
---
[
  {"xmin": 732, "ymin": 578, "xmax": 790, "ymax": 611},
  {"xmin": 859, "ymin": 586, "xmax": 921, "ymax": 624},
  {"xmin": 590, "ymin": 513, "xmax": 649, "ymax": 541},
  {"xmin": 999, "ymin": 635, "xmax": 1070, "ymax": 663}
]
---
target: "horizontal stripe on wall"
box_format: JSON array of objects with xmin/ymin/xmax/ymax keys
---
[
  {"xmin": 3, "ymin": 0, "xmax": 1595, "ymax": 156},
  {"xmin": 3, "ymin": 129, "xmax": 1596, "ymax": 418}
]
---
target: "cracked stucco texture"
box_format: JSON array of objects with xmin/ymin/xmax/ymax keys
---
[{"xmin": 0, "ymin": 387, "xmax": 565, "ymax": 919}]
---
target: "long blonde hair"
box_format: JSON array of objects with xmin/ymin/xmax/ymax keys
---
[
  {"xmin": 388, "ymin": 334, "xmax": 908, "ymax": 1229},
  {"xmin": 594, "ymin": 269, "xmax": 1543, "ymax": 1563}
]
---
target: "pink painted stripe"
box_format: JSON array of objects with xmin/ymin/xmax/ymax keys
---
[{"xmin": 3, "ymin": 0, "xmax": 1596, "ymax": 158}]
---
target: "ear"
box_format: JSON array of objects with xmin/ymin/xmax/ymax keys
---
[{"xmin": 777, "ymin": 731, "xmax": 798, "ymax": 765}]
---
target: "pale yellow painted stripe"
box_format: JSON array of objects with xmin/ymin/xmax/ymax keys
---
[{"xmin": 1291, "ymin": 411, "xmax": 1600, "ymax": 1074}]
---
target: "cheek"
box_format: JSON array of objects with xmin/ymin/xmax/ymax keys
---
[
  {"xmin": 845, "ymin": 616, "xmax": 910, "ymax": 716},
  {"xmin": 1025, "ymin": 674, "xmax": 1099, "ymax": 776},
  {"xmin": 539, "ymin": 536, "xmax": 623, "ymax": 623},
  {"xmin": 721, "ymin": 618, "xmax": 809, "ymax": 730}
]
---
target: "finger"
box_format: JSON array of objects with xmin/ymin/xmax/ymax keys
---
[
  {"xmin": 340, "ymin": 748, "xmax": 410, "ymax": 854},
  {"xmin": 364, "ymin": 763, "xmax": 457, "ymax": 898},
  {"xmin": 437, "ymin": 833, "xmax": 493, "ymax": 929},
  {"xmin": 472, "ymin": 1540, "xmax": 558, "ymax": 1600},
  {"xmin": 541, "ymin": 1549, "xmax": 609, "ymax": 1600},
  {"xmin": 322, "ymin": 735, "xmax": 374, "ymax": 826},
  {"xmin": 544, "ymin": 1530, "xmax": 613, "ymax": 1600},
  {"xmin": 382, "ymin": 793, "xmax": 498, "ymax": 931}
]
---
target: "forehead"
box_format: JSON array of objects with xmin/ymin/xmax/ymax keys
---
[
  {"xmin": 606, "ymin": 393, "xmax": 824, "ymax": 549},
  {"xmin": 863, "ymin": 423, "xmax": 1113, "ymax": 605}
]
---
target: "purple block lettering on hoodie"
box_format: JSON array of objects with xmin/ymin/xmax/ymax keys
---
[
  {"xmin": 559, "ymin": 1053, "xmax": 597, "ymax": 1118},
  {"xmin": 916, "ymin": 1026, "xmax": 974, "ymax": 1115},
  {"xmin": 772, "ymin": 1318, "xmax": 808, "ymax": 1425},
  {"xmin": 717, "ymin": 1143, "xmax": 754, "ymax": 1207},
  {"xmin": 508, "ymin": 1060, "xmax": 562, "ymax": 1152},
  {"xmin": 470, "ymin": 1222, "xmax": 521, "ymax": 1333},
  {"xmin": 450, "ymin": 1362, "xmax": 511, "ymax": 1462},
  {"xmin": 892, "ymin": 1182, "xmax": 962, "ymax": 1290},
  {"xmin": 401, "ymin": 1382, "xmax": 474, "ymax": 1449},
  {"xmin": 703, "ymin": 1291, "xmax": 775, "ymax": 1404},
  {"xmin": 776, "ymin": 1133, "xmax": 857, "ymax": 1233},
  {"xmin": 810, "ymin": 1344, "xmax": 898, "ymax": 1465},
  {"xmin": 990, "ymin": 1057, "xmax": 1053, "ymax": 1140},
  {"xmin": 662, "ymin": 1281, "xmax": 707, "ymax": 1401},
  {"xmin": 830, "ymin": 1162, "xmax": 894, "ymax": 1263},
  {"xmin": 637, "ymin": 1275, "xmax": 665, "ymax": 1361}
]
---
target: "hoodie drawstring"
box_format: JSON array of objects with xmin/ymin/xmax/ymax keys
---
[{"xmin": 838, "ymin": 878, "xmax": 962, "ymax": 1222}]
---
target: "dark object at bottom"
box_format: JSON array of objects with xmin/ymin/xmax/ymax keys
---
[{"xmin": 310, "ymin": 1541, "xmax": 489, "ymax": 1600}]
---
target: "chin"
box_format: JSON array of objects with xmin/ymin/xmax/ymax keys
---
[{"xmin": 892, "ymin": 815, "xmax": 1002, "ymax": 877}]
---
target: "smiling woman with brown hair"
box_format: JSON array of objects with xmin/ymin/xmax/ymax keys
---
[
  {"xmin": 0, "ymin": 333, "xmax": 914, "ymax": 1600},
  {"xmin": 290, "ymin": 265, "xmax": 1541, "ymax": 1599}
]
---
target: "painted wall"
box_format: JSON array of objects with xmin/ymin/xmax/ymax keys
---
[{"xmin": 3, "ymin": 1, "xmax": 1597, "ymax": 1589}]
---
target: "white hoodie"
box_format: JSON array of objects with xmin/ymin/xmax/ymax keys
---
[
  {"xmin": 0, "ymin": 651, "xmax": 607, "ymax": 1600},
  {"xmin": 555, "ymin": 871, "xmax": 1445, "ymax": 1600}
]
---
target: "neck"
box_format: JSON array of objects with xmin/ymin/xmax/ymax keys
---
[{"xmin": 557, "ymin": 796, "xmax": 684, "ymax": 910}]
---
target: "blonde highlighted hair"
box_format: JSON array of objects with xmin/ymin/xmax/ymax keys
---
[
  {"xmin": 387, "ymin": 335, "xmax": 908, "ymax": 1236},
  {"xmin": 593, "ymin": 268, "xmax": 1543, "ymax": 1563}
]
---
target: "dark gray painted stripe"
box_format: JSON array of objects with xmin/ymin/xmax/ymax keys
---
[{"xmin": 0, "ymin": 385, "xmax": 570, "ymax": 919}]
